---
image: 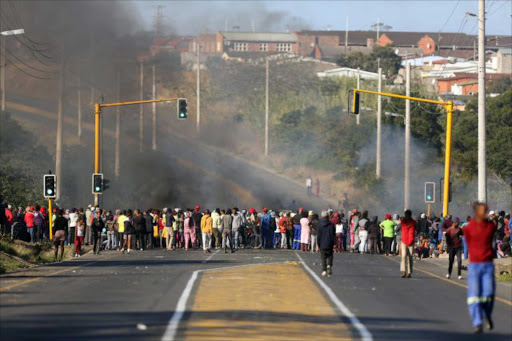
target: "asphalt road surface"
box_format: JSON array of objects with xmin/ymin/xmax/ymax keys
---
[{"xmin": 1, "ymin": 248, "xmax": 511, "ymax": 341}]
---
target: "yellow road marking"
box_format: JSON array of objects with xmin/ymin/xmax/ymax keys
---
[
  {"xmin": 183, "ymin": 262, "xmax": 352, "ymax": 341},
  {"xmin": 384, "ymin": 256, "xmax": 512, "ymax": 306}
]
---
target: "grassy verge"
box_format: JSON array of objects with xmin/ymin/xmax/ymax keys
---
[
  {"xmin": 0, "ymin": 236, "xmax": 89, "ymax": 274},
  {"xmin": 497, "ymin": 272, "xmax": 512, "ymax": 284}
]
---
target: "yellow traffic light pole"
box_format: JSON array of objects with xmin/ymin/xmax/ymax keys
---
[
  {"xmin": 93, "ymin": 98, "xmax": 180, "ymax": 206},
  {"xmin": 351, "ymin": 89, "xmax": 453, "ymax": 217}
]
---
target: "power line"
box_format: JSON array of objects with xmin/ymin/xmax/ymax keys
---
[
  {"xmin": 0, "ymin": 46, "xmax": 56, "ymax": 74},
  {"xmin": 438, "ymin": 0, "xmax": 461, "ymax": 33},
  {"xmin": 1, "ymin": 53, "xmax": 54, "ymax": 80}
]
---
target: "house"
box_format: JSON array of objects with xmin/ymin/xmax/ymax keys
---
[
  {"xmin": 317, "ymin": 67, "xmax": 385, "ymax": 81},
  {"xmin": 150, "ymin": 37, "xmax": 191, "ymax": 57},
  {"xmin": 437, "ymin": 73, "xmax": 511, "ymax": 94},
  {"xmin": 451, "ymin": 80, "xmax": 478, "ymax": 96},
  {"xmin": 214, "ymin": 31, "xmax": 299, "ymax": 55}
]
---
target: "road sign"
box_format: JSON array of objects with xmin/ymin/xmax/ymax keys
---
[
  {"xmin": 424, "ymin": 182, "xmax": 435, "ymax": 203},
  {"xmin": 43, "ymin": 174, "xmax": 56, "ymax": 199}
]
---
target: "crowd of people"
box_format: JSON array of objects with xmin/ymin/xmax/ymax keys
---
[{"xmin": 0, "ymin": 194, "xmax": 509, "ymax": 333}]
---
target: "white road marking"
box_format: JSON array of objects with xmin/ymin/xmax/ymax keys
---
[
  {"xmin": 202, "ymin": 249, "xmax": 220, "ymax": 264},
  {"xmin": 296, "ymin": 253, "xmax": 373, "ymax": 341}
]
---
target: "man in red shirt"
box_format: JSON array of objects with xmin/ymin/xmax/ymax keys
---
[
  {"xmin": 464, "ymin": 202, "xmax": 497, "ymax": 333},
  {"xmin": 24, "ymin": 206, "xmax": 36, "ymax": 243},
  {"xmin": 400, "ymin": 209, "xmax": 416, "ymax": 278}
]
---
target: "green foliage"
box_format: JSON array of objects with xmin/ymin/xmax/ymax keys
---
[
  {"xmin": 487, "ymin": 77, "xmax": 512, "ymax": 94},
  {"xmin": 452, "ymin": 89, "xmax": 512, "ymax": 182},
  {"xmin": 0, "ymin": 111, "xmax": 52, "ymax": 206},
  {"xmin": 336, "ymin": 46, "xmax": 402, "ymax": 77}
]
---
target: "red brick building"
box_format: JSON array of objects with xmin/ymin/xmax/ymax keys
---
[{"xmin": 213, "ymin": 31, "xmax": 299, "ymax": 55}]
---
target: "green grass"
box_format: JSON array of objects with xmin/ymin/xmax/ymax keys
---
[{"xmin": 497, "ymin": 272, "xmax": 512, "ymax": 283}]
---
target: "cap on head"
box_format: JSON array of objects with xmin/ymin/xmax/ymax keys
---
[
  {"xmin": 352, "ymin": 209, "xmax": 358, "ymax": 213},
  {"xmin": 489, "ymin": 210, "xmax": 495, "ymax": 216},
  {"xmin": 321, "ymin": 210, "xmax": 329, "ymax": 218},
  {"xmin": 263, "ymin": 208, "xmax": 268, "ymax": 213},
  {"xmin": 421, "ymin": 213, "xmax": 426, "ymax": 218},
  {"xmin": 385, "ymin": 213, "xmax": 392, "ymax": 220},
  {"xmin": 308, "ymin": 210, "xmax": 314, "ymax": 216},
  {"xmin": 194, "ymin": 205, "xmax": 200, "ymax": 212},
  {"xmin": 249, "ymin": 208, "xmax": 255, "ymax": 214},
  {"xmin": 163, "ymin": 208, "xmax": 168, "ymax": 213}
]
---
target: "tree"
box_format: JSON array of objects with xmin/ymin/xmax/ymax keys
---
[{"xmin": 336, "ymin": 46, "xmax": 402, "ymax": 77}]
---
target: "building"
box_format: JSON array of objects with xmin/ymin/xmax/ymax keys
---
[
  {"xmin": 451, "ymin": 80, "xmax": 478, "ymax": 96},
  {"xmin": 214, "ymin": 31, "xmax": 299, "ymax": 55},
  {"xmin": 150, "ymin": 37, "xmax": 191, "ymax": 57},
  {"xmin": 317, "ymin": 67, "xmax": 385, "ymax": 81},
  {"xmin": 437, "ymin": 72, "xmax": 511, "ymax": 95}
]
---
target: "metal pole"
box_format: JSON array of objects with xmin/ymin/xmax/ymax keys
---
[
  {"xmin": 139, "ymin": 61, "xmax": 144, "ymax": 152},
  {"xmin": 77, "ymin": 68, "xmax": 82, "ymax": 141},
  {"xmin": 404, "ymin": 62, "xmax": 411, "ymax": 211},
  {"xmin": 196, "ymin": 45, "xmax": 201, "ymax": 133},
  {"xmin": 48, "ymin": 199, "xmax": 53, "ymax": 242},
  {"xmin": 477, "ymin": 0, "xmax": 487, "ymax": 203},
  {"xmin": 0, "ymin": 20, "xmax": 5, "ymax": 111},
  {"xmin": 55, "ymin": 60, "xmax": 65, "ymax": 201},
  {"xmin": 94, "ymin": 102, "xmax": 100, "ymax": 206},
  {"xmin": 443, "ymin": 102, "xmax": 453, "ymax": 217},
  {"xmin": 376, "ymin": 67, "xmax": 382, "ymax": 179},
  {"xmin": 265, "ymin": 59, "xmax": 269, "ymax": 156},
  {"xmin": 115, "ymin": 69, "xmax": 120, "ymax": 178},
  {"xmin": 152, "ymin": 64, "xmax": 157, "ymax": 150},
  {"xmin": 356, "ymin": 68, "xmax": 360, "ymax": 125}
]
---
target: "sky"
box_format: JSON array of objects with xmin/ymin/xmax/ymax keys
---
[{"xmin": 134, "ymin": 0, "xmax": 512, "ymax": 35}]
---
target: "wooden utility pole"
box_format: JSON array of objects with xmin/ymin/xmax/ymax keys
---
[
  {"xmin": 356, "ymin": 68, "xmax": 360, "ymax": 125},
  {"xmin": 77, "ymin": 65, "xmax": 82, "ymax": 141}
]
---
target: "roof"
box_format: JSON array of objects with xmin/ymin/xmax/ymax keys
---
[
  {"xmin": 454, "ymin": 80, "xmax": 478, "ymax": 86},
  {"xmin": 220, "ymin": 31, "xmax": 297, "ymax": 43}
]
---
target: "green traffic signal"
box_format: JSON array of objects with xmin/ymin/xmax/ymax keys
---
[{"xmin": 178, "ymin": 99, "xmax": 188, "ymax": 120}]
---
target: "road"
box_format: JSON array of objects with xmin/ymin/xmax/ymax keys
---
[{"xmin": 1, "ymin": 249, "xmax": 511, "ymax": 341}]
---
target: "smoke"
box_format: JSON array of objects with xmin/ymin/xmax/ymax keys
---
[{"xmin": 357, "ymin": 124, "xmax": 512, "ymax": 218}]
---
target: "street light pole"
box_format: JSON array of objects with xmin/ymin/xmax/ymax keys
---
[
  {"xmin": 196, "ymin": 45, "xmax": 201, "ymax": 134},
  {"xmin": 477, "ymin": 0, "xmax": 487, "ymax": 203},
  {"xmin": 0, "ymin": 28, "xmax": 25, "ymax": 111},
  {"xmin": 356, "ymin": 68, "xmax": 360, "ymax": 125},
  {"xmin": 376, "ymin": 67, "xmax": 382, "ymax": 179},
  {"xmin": 404, "ymin": 62, "xmax": 411, "ymax": 211},
  {"xmin": 265, "ymin": 59, "xmax": 269, "ymax": 156}
]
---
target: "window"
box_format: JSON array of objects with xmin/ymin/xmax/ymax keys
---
[
  {"xmin": 259, "ymin": 43, "xmax": 268, "ymax": 51},
  {"xmin": 276, "ymin": 43, "xmax": 292, "ymax": 52},
  {"xmin": 233, "ymin": 42, "xmax": 248, "ymax": 51}
]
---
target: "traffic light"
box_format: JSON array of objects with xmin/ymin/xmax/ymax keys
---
[
  {"xmin": 177, "ymin": 98, "xmax": 188, "ymax": 120},
  {"xmin": 92, "ymin": 173, "xmax": 103, "ymax": 194},
  {"xmin": 424, "ymin": 182, "xmax": 435, "ymax": 203},
  {"xmin": 43, "ymin": 174, "xmax": 56, "ymax": 199},
  {"xmin": 103, "ymin": 179, "xmax": 110, "ymax": 191},
  {"xmin": 348, "ymin": 90, "xmax": 360, "ymax": 115}
]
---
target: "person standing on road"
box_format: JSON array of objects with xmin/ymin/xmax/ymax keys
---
[
  {"xmin": 306, "ymin": 176, "xmax": 313, "ymax": 197},
  {"xmin": 133, "ymin": 209, "xmax": 145, "ymax": 251},
  {"xmin": 260, "ymin": 208, "xmax": 272, "ymax": 249},
  {"xmin": 358, "ymin": 211, "xmax": 369, "ymax": 254},
  {"xmin": 122, "ymin": 210, "xmax": 134, "ymax": 254},
  {"xmin": 53, "ymin": 209, "xmax": 67, "ymax": 261},
  {"xmin": 117, "ymin": 210, "xmax": 126, "ymax": 251},
  {"xmin": 464, "ymin": 202, "xmax": 497, "ymax": 333},
  {"xmin": 144, "ymin": 210, "xmax": 154, "ymax": 249},
  {"xmin": 211, "ymin": 208, "xmax": 221, "ymax": 249},
  {"xmin": 92, "ymin": 209, "xmax": 105, "ymax": 255},
  {"xmin": 445, "ymin": 217, "xmax": 463, "ymax": 280},
  {"xmin": 184, "ymin": 211, "xmax": 196, "ymax": 250},
  {"xmin": 292, "ymin": 209, "xmax": 302, "ymax": 250},
  {"xmin": 380, "ymin": 214, "xmax": 396, "ymax": 256},
  {"xmin": 201, "ymin": 209, "xmax": 213, "ymax": 253},
  {"xmin": 75, "ymin": 216, "xmax": 85, "ymax": 257},
  {"xmin": 317, "ymin": 211, "xmax": 336, "ymax": 277},
  {"xmin": 192, "ymin": 206, "xmax": 203, "ymax": 248},
  {"xmin": 34, "ymin": 205, "xmax": 45, "ymax": 243},
  {"xmin": 222, "ymin": 208, "xmax": 234, "ymax": 253},
  {"xmin": 24, "ymin": 206, "xmax": 35, "ymax": 243},
  {"xmin": 300, "ymin": 211, "xmax": 311, "ymax": 252},
  {"xmin": 164, "ymin": 208, "xmax": 174, "ymax": 250},
  {"xmin": 400, "ymin": 210, "xmax": 416, "ymax": 278},
  {"xmin": 68, "ymin": 208, "xmax": 78, "ymax": 246},
  {"xmin": 368, "ymin": 216, "xmax": 380, "ymax": 254},
  {"xmin": 310, "ymin": 212, "xmax": 319, "ymax": 253},
  {"xmin": 232, "ymin": 208, "xmax": 243, "ymax": 250},
  {"xmin": 85, "ymin": 206, "xmax": 92, "ymax": 245},
  {"xmin": 349, "ymin": 210, "xmax": 359, "ymax": 252}
]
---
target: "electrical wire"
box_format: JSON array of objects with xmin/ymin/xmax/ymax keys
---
[
  {"xmin": 0, "ymin": 53, "xmax": 54, "ymax": 80},
  {"xmin": 1, "ymin": 47, "xmax": 56, "ymax": 74}
]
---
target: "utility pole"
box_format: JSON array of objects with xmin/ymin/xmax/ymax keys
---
[
  {"xmin": 345, "ymin": 16, "xmax": 349, "ymax": 54},
  {"xmin": 152, "ymin": 64, "xmax": 157, "ymax": 151},
  {"xmin": 404, "ymin": 62, "xmax": 411, "ymax": 211},
  {"xmin": 376, "ymin": 66, "xmax": 382, "ymax": 179},
  {"xmin": 90, "ymin": 32, "xmax": 95, "ymax": 106},
  {"xmin": 478, "ymin": 0, "xmax": 487, "ymax": 202},
  {"xmin": 196, "ymin": 44, "xmax": 201, "ymax": 133},
  {"xmin": 55, "ymin": 60, "xmax": 65, "ymax": 201},
  {"xmin": 356, "ymin": 68, "xmax": 360, "ymax": 125},
  {"xmin": 265, "ymin": 59, "xmax": 269, "ymax": 156},
  {"xmin": 139, "ymin": 61, "xmax": 144, "ymax": 152},
  {"xmin": 376, "ymin": 17, "xmax": 380, "ymax": 40},
  {"xmin": 115, "ymin": 69, "xmax": 120, "ymax": 178},
  {"xmin": 0, "ymin": 20, "xmax": 4, "ymax": 111},
  {"xmin": 77, "ymin": 65, "xmax": 82, "ymax": 141}
]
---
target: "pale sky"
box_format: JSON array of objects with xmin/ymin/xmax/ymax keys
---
[{"xmin": 134, "ymin": 0, "xmax": 512, "ymax": 35}]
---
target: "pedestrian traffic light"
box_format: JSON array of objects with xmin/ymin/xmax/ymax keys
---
[
  {"xmin": 92, "ymin": 173, "xmax": 103, "ymax": 194},
  {"xmin": 177, "ymin": 98, "xmax": 188, "ymax": 120},
  {"xmin": 348, "ymin": 90, "xmax": 360, "ymax": 115},
  {"xmin": 43, "ymin": 174, "xmax": 56, "ymax": 199},
  {"xmin": 424, "ymin": 182, "xmax": 435, "ymax": 203}
]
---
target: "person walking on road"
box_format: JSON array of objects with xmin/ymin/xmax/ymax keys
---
[
  {"xmin": 232, "ymin": 208, "xmax": 243, "ymax": 250},
  {"xmin": 464, "ymin": 202, "xmax": 497, "ymax": 333},
  {"xmin": 260, "ymin": 208, "xmax": 272, "ymax": 249},
  {"xmin": 92, "ymin": 209, "xmax": 105, "ymax": 255},
  {"xmin": 24, "ymin": 206, "xmax": 35, "ymax": 243},
  {"xmin": 122, "ymin": 210, "xmax": 134, "ymax": 254},
  {"xmin": 368, "ymin": 216, "xmax": 380, "ymax": 254},
  {"xmin": 358, "ymin": 211, "xmax": 369, "ymax": 254},
  {"xmin": 400, "ymin": 209, "xmax": 416, "ymax": 278},
  {"xmin": 192, "ymin": 206, "xmax": 203, "ymax": 248},
  {"xmin": 85, "ymin": 206, "xmax": 92, "ymax": 245},
  {"xmin": 164, "ymin": 208, "xmax": 174, "ymax": 250},
  {"xmin": 201, "ymin": 209, "xmax": 213, "ymax": 253},
  {"xmin": 445, "ymin": 217, "xmax": 464, "ymax": 280},
  {"xmin": 75, "ymin": 216, "xmax": 85, "ymax": 257},
  {"xmin": 292, "ymin": 209, "xmax": 302, "ymax": 250},
  {"xmin": 317, "ymin": 210, "xmax": 336, "ymax": 277},
  {"xmin": 211, "ymin": 208, "xmax": 222, "ymax": 249}
]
